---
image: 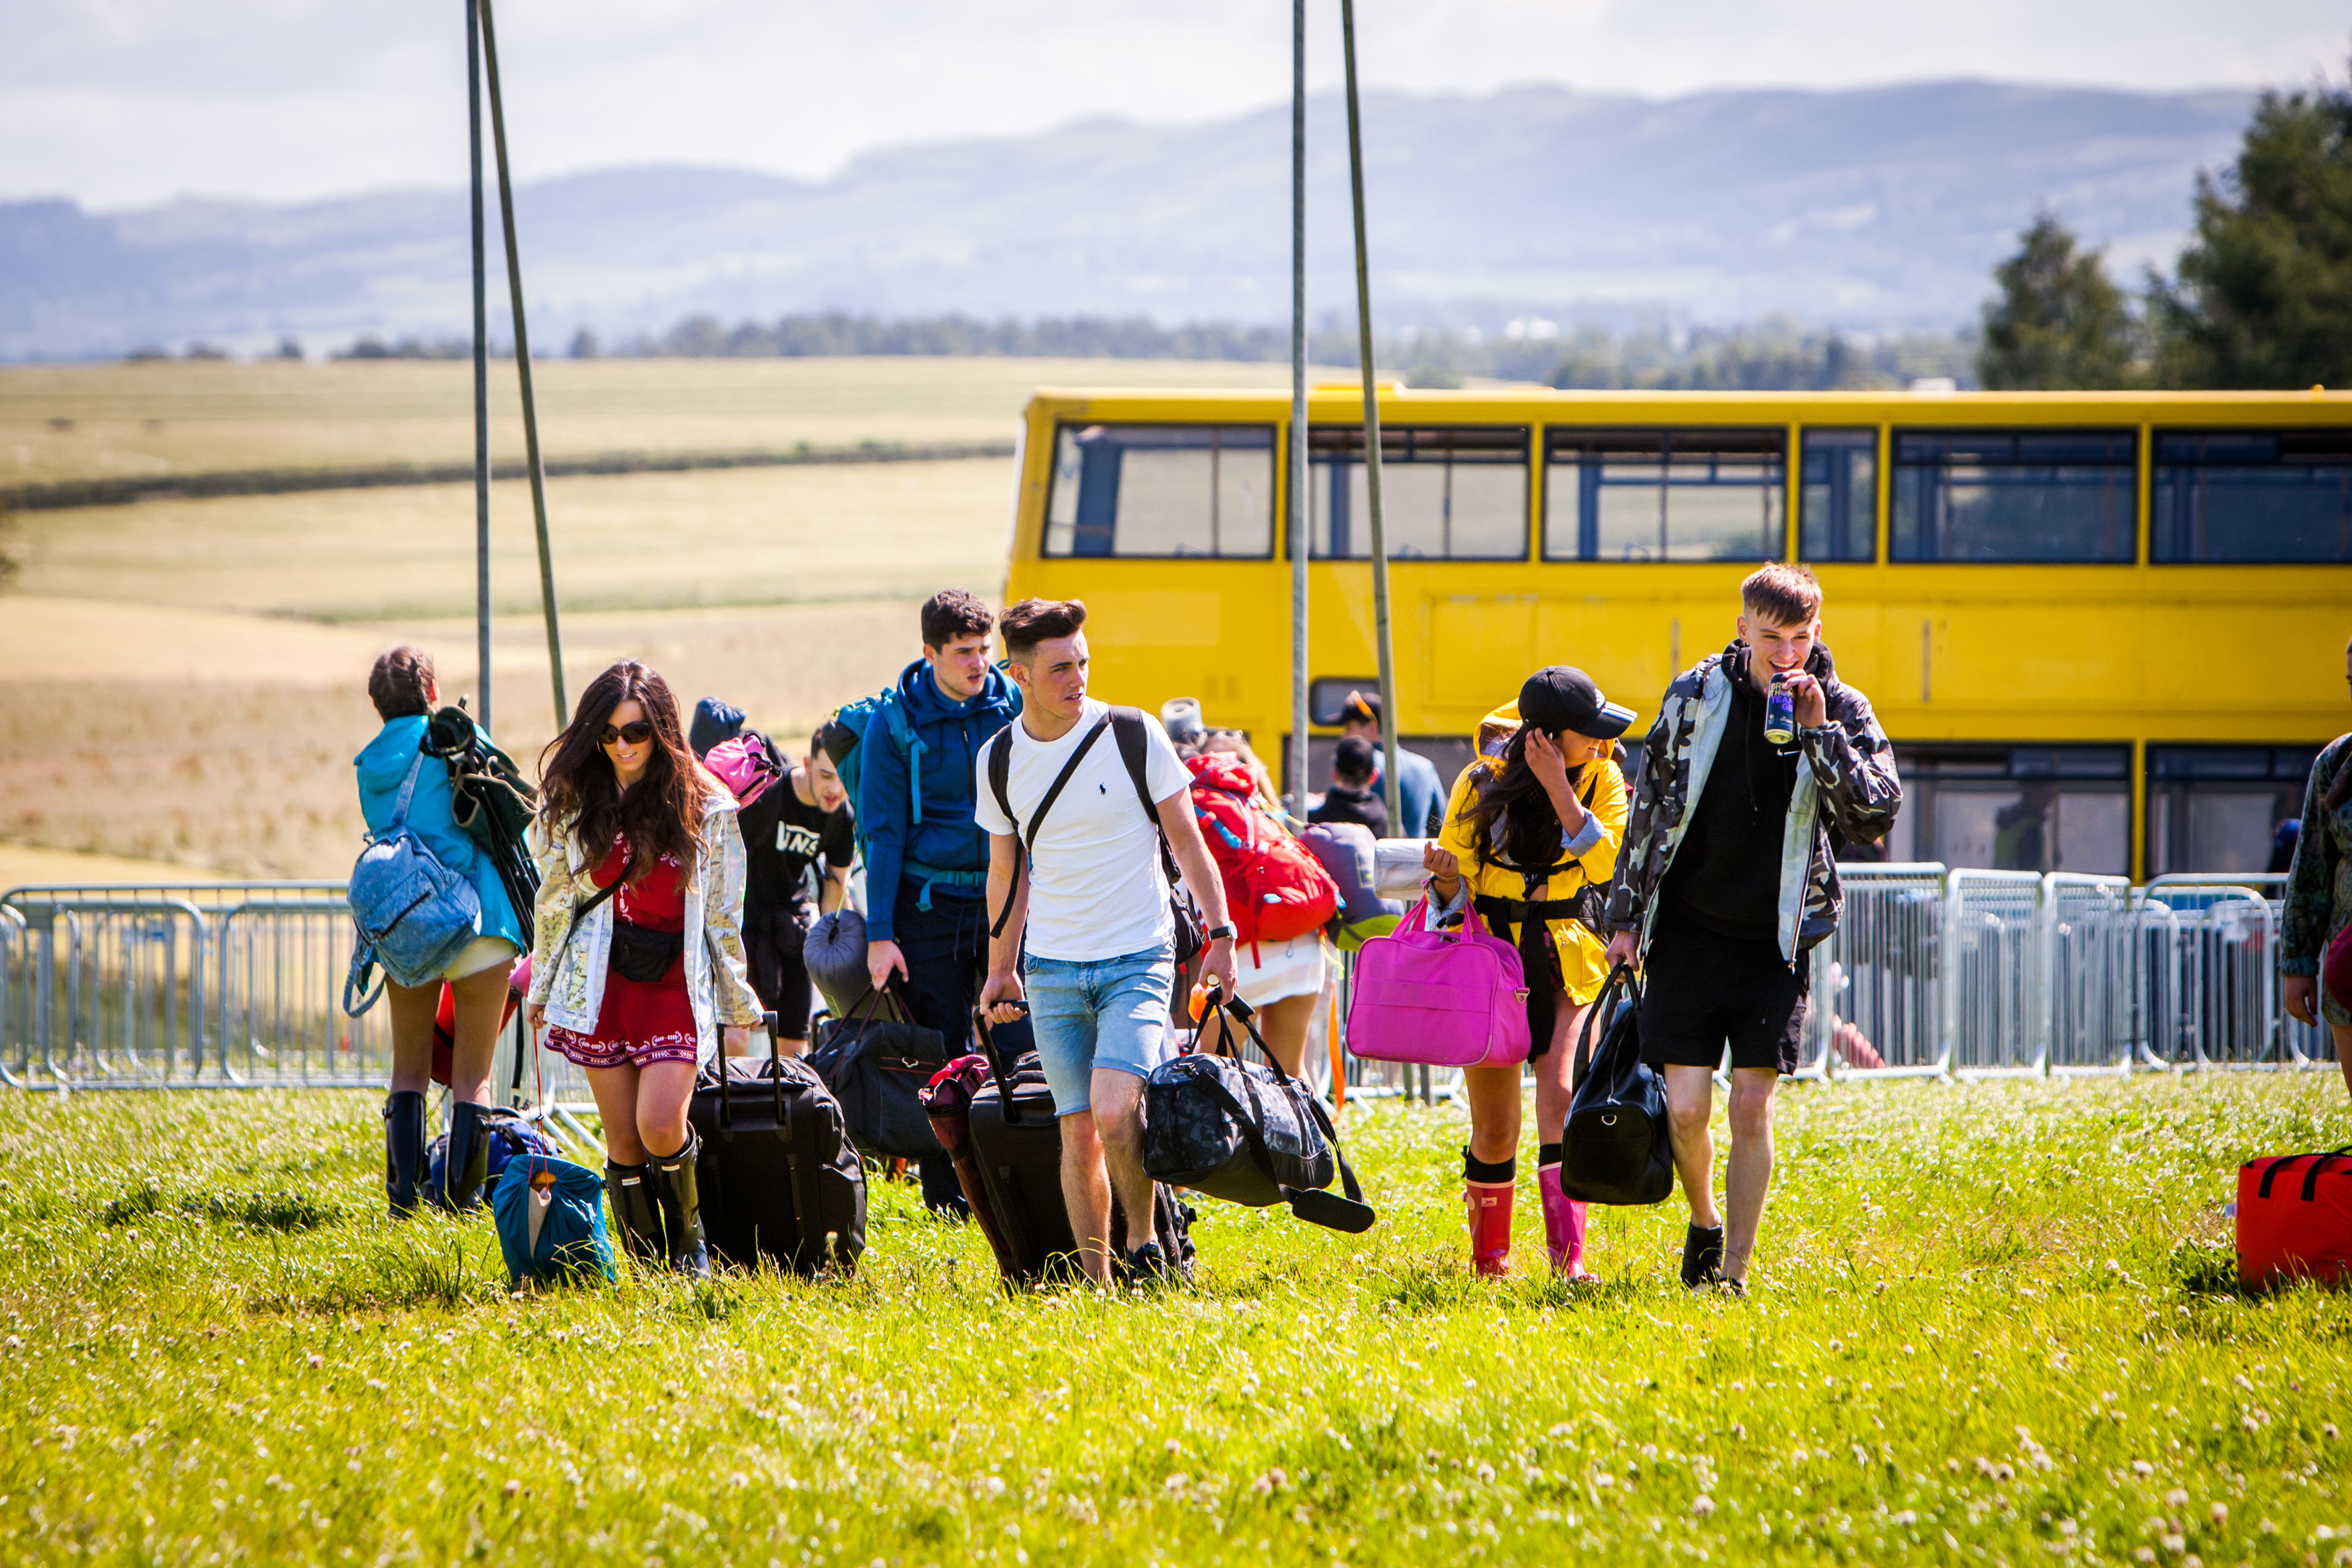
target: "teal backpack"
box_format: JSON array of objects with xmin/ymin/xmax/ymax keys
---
[
  {"xmin": 491, "ymin": 1153, "xmax": 616, "ymax": 1287},
  {"xmin": 830, "ymin": 685, "xmax": 916, "ymax": 856}
]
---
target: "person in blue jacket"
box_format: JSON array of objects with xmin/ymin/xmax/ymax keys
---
[
  {"xmin": 354, "ymin": 646, "xmax": 528, "ymax": 1218},
  {"xmin": 859, "ymin": 589, "xmax": 1035, "ymax": 1213}
]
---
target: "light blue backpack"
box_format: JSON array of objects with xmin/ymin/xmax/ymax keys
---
[{"xmin": 343, "ymin": 751, "xmax": 481, "ymax": 1015}]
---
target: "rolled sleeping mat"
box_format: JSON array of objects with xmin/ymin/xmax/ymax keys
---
[
  {"xmin": 1298, "ymin": 822, "xmax": 1402, "ymax": 925},
  {"xmin": 1372, "ymin": 838, "xmax": 1434, "ymax": 900},
  {"xmin": 804, "ymin": 907, "xmax": 875, "ymax": 1020}
]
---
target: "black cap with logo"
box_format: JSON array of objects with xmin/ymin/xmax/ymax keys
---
[{"xmin": 1518, "ymin": 666, "xmax": 1637, "ymax": 740}]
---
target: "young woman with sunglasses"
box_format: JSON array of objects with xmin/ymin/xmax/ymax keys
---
[
  {"xmin": 526, "ymin": 661, "xmax": 763, "ymax": 1275},
  {"xmin": 1421, "ymin": 666, "xmax": 1633, "ymax": 1280}
]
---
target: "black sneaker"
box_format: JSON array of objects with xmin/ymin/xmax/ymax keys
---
[
  {"xmin": 1681, "ymin": 1224, "xmax": 1725, "ymax": 1289},
  {"xmin": 1119, "ymin": 1241, "xmax": 1171, "ymax": 1288},
  {"xmin": 1719, "ymin": 1278, "xmax": 1747, "ymax": 1299}
]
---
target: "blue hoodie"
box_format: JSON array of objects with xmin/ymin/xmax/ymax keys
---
[
  {"xmin": 354, "ymin": 716, "xmax": 530, "ymax": 954},
  {"xmin": 857, "ymin": 659, "xmax": 1022, "ymax": 942}
]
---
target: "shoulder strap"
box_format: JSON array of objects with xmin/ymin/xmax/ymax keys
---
[
  {"xmin": 385, "ymin": 749, "xmax": 428, "ymax": 833},
  {"xmin": 1109, "ymin": 706, "xmax": 1184, "ymax": 885},
  {"xmin": 988, "ymin": 714, "xmax": 1113, "ymax": 939},
  {"xmin": 1021, "ymin": 715, "xmax": 1113, "ymax": 854},
  {"xmin": 987, "ymin": 727, "xmax": 1017, "ymax": 839}
]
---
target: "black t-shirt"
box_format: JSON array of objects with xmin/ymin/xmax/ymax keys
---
[
  {"xmin": 738, "ymin": 769, "xmax": 854, "ymax": 910},
  {"xmin": 1310, "ymin": 784, "xmax": 1390, "ymax": 838},
  {"xmin": 1659, "ymin": 674, "xmax": 1798, "ymax": 942}
]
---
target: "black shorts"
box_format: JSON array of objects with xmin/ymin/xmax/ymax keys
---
[
  {"xmin": 1637, "ymin": 908, "xmax": 1810, "ymax": 1075},
  {"xmin": 743, "ymin": 901, "xmax": 816, "ymax": 1040}
]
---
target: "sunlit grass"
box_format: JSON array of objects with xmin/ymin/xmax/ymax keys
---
[{"xmin": 1, "ymin": 1074, "xmax": 2348, "ymax": 1564}]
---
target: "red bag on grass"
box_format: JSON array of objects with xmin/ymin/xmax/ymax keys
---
[{"xmin": 2235, "ymin": 1148, "xmax": 2352, "ymax": 1289}]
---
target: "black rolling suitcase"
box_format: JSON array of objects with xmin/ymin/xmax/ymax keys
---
[
  {"xmin": 960, "ymin": 1008, "xmax": 1193, "ymax": 1285},
  {"xmin": 691, "ymin": 1011, "xmax": 868, "ymax": 1276}
]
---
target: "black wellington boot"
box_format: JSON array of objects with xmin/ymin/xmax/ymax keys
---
[
  {"xmin": 603, "ymin": 1160, "xmax": 666, "ymax": 1267},
  {"xmin": 435, "ymin": 1100, "xmax": 494, "ymax": 1214},
  {"xmin": 645, "ymin": 1129, "xmax": 712, "ymax": 1279},
  {"xmin": 383, "ymin": 1090, "xmax": 428, "ymax": 1219}
]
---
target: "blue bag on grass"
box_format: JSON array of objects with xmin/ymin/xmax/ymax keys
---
[
  {"xmin": 492, "ymin": 1153, "xmax": 616, "ymax": 1288},
  {"xmin": 428, "ymin": 1111, "xmax": 563, "ymax": 1211}
]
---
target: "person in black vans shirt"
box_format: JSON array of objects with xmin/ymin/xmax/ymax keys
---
[
  {"xmin": 1604, "ymin": 564, "xmax": 1900, "ymax": 1295},
  {"xmin": 734, "ymin": 719, "xmax": 858, "ymax": 1056}
]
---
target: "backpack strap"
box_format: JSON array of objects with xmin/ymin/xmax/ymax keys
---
[
  {"xmin": 987, "ymin": 714, "xmax": 1114, "ymax": 940},
  {"xmin": 880, "ymin": 694, "xmax": 927, "ymax": 828},
  {"xmin": 384, "ymin": 749, "xmax": 428, "ymax": 836},
  {"xmin": 1109, "ymin": 707, "xmax": 1183, "ymax": 886}
]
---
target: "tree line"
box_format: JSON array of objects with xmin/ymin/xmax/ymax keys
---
[{"xmin": 1980, "ymin": 70, "xmax": 2352, "ymax": 389}]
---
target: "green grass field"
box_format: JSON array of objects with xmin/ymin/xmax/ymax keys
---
[{"xmin": 4, "ymin": 1075, "xmax": 2348, "ymax": 1567}]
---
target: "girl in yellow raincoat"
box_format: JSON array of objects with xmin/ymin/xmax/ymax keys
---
[{"xmin": 1421, "ymin": 667, "xmax": 1634, "ymax": 1278}]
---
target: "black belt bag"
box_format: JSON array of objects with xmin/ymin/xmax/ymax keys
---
[{"xmin": 609, "ymin": 918, "xmax": 685, "ymax": 983}]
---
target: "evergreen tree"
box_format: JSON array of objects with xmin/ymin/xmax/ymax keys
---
[
  {"xmin": 1977, "ymin": 211, "xmax": 2139, "ymax": 388},
  {"xmin": 2151, "ymin": 72, "xmax": 2352, "ymax": 388}
]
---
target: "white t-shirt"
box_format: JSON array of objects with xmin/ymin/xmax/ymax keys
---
[{"xmin": 971, "ymin": 698, "xmax": 1193, "ymax": 963}]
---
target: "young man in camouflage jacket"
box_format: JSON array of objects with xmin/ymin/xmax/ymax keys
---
[{"xmin": 1602, "ymin": 564, "xmax": 1902, "ymax": 1293}]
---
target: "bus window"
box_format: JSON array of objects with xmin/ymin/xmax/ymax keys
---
[
  {"xmin": 1886, "ymin": 744, "xmax": 2130, "ymax": 875},
  {"xmin": 1800, "ymin": 428, "xmax": 1877, "ymax": 563},
  {"xmin": 1890, "ymin": 429, "xmax": 2136, "ymax": 563},
  {"xmin": 1042, "ymin": 423, "xmax": 1275, "ymax": 558},
  {"xmin": 2146, "ymin": 745, "xmax": 2322, "ymax": 875},
  {"xmin": 1544, "ymin": 429, "xmax": 1784, "ymax": 563},
  {"xmin": 2152, "ymin": 430, "xmax": 2352, "ymax": 563},
  {"xmin": 1306, "ymin": 426, "xmax": 1528, "ymax": 560}
]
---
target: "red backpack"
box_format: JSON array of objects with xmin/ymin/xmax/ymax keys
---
[{"xmin": 1185, "ymin": 755, "xmax": 1339, "ymax": 955}]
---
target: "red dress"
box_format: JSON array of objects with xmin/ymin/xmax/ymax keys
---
[{"xmin": 548, "ymin": 835, "xmax": 700, "ymax": 1070}]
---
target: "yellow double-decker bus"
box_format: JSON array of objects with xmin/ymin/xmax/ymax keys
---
[{"xmin": 1003, "ymin": 386, "xmax": 2352, "ymax": 881}]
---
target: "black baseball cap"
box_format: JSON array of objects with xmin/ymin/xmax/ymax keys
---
[{"xmin": 1519, "ymin": 666, "xmax": 1636, "ymax": 740}]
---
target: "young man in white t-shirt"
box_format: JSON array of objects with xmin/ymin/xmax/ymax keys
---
[{"xmin": 976, "ymin": 598, "xmax": 1238, "ymax": 1286}]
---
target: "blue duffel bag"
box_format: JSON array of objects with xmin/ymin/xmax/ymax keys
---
[{"xmin": 491, "ymin": 1153, "xmax": 616, "ymax": 1288}]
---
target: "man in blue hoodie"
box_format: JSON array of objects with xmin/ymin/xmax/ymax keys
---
[{"xmin": 861, "ymin": 589, "xmax": 1032, "ymax": 1209}]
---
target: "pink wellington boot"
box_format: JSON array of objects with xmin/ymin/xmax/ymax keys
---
[
  {"xmin": 1466, "ymin": 1178, "xmax": 1514, "ymax": 1277},
  {"xmin": 1538, "ymin": 1162, "xmax": 1593, "ymax": 1279}
]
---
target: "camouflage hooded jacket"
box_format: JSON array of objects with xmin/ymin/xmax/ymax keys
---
[
  {"xmin": 1601, "ymin": 640, "xmax": 1902, "ymax": 964},
  {"xmin": 2279, "ymin": 734, "xmax": 2352, "ymax": 978}
]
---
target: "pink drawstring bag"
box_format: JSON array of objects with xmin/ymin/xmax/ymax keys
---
[{"xmin": 1344, "ymin": 898, "xmax": 1532, "ymax": 1068}]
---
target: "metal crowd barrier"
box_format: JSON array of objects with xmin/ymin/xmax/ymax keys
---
[{"xmin": 2, "ymin": 865, "xmax": 2340, "ymax": 1095}]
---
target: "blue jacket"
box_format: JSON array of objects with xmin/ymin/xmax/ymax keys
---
[
  {"xmin": 1371, "ymin": 744, "xmax": 1447, "ymax": 839},
  {"xmin": 857, "ymin": 660, "xmax": 1022, "ymax": 942},
  {"xmin": 354, "ymin": 716, "xmax": 529, "ymax": 954}
]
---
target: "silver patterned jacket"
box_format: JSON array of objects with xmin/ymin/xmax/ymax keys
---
[
  {"xmin": 1602, "ymin": 640, "xmax": 1902, "ymax": 965},
  {"xmin": 525, "ymin": 783, "xmax": 764, "ymax": 1063}
]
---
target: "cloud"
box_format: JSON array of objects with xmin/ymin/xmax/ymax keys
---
[{"xmin": 2, "ymin": 0, "xmax": 2344, "ymax": 208}]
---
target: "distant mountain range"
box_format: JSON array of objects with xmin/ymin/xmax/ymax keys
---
[{"xmin": 0, "ymin": 79, "xmax": 2254, "ymax": 360}]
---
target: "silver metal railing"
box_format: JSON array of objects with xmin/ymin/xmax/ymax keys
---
[{"xmin": 3, "ymin": 864, "xmax": 2340, "ymax": 1093}]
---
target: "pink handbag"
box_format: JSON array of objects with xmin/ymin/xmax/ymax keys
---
[{"xmin": 1344, "ymin": 897, "xmax": 1532, "ymax": 1068}]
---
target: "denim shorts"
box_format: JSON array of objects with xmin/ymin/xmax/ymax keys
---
[{"xmin": 1022, "ymin": 944, "xmax": 1175, "ymax": 1116}]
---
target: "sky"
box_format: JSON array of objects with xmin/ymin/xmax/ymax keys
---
[{"xmin": 3, "ymin": 0, "xmax": 2345, "ymax": 211}]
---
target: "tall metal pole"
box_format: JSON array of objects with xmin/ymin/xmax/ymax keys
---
[
  {"xmin": 1287, "ymin": 0, "xmax": 1310, "ymax": 822},
  {"xmin": 467, "ymin": 0, "xmax": 492, "ymax": 735},
  {"xmin": 1339, "ymin": 0, "xmax": 1400, "ymax": 829},
  {"xmin": 478, "ymin": 0, "xmax": 568, "ymax": 728}
]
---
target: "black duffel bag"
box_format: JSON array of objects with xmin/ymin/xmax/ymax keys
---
[
  {"xmin": 807, "ymin": 986, "xmax": 947, "ymax": 1161},
  {"xmin": 1559, "ymin": 963, "xmax": 1675, "ymax": 1206},
  {"xmin": 1143, "ymin": 993, "xmax": 1374, "ymax": 1234}
]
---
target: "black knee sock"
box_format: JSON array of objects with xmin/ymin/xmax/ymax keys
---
[
  {"xmin": 1464, "ymin": 1148, "xmax": 1516, "ymax": 1185},
  {"xmin": 1538, "ymin": 1142, "xmax": 1563, "ymax": 1167}
]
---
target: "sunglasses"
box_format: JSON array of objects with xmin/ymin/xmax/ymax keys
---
[{"xmin": 600, "ymin": 721, "xmax": 653, "ymax": 746}]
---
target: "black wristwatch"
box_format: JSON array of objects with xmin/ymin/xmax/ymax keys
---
[{"xmin": 1205, "ymin": 923, "xmax": 1237, "ymax": 943}]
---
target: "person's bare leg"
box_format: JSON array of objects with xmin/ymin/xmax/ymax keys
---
[
  {"xmin": 1058, "ymin": 1109, "xmax": 1115, "ymax": 1285},
  {"xmin": 634, "ymin": 1058, "xmax": 700, "ymax": 1159},
  {"xmin": 2332, "ymin": 1024, "xmax": 2352, "ymax": 1102},
  {"xmin": 444, "ymin": 960, "xmax": 515, "ymax": 1106},
  {"xmin": 1092, "ymin": 1069, "xmax": 1157, "ymax": 1254},
  {"xmin": 1249, "ymin": 992, "xmax": 1320, "ymax": 1079},
  {"xmin": 1663, "ymin": 1066, "xmax": 1721, "ymax": 1230},
  {"xmin": 1460, "ymin": 1063, "xmax": 1523, "ymax": 1166},
  {"xmin": 584, "ymin": 1061, "xmax": 646, "ymax": 1167},
  {"xmin": 385, "ymin": 979, "xmax": 441, "ymax": 1096},
  {"xmin": 1532, "ymin": 995, "xmax": 1587, "ymax": 1146},
  {"xmin": 1720, "ymin": 1067, "xmax": 1779, "ymax": 1283}
]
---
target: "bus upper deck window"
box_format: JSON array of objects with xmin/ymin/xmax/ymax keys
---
[
  {"xmin": 1042, "ymin": 423, "xmax": 1275, "ymax": 559},
  {"xmin": 1890, "ymin": 428, "xmax": 2136, "ymax": 563},
  {"xmin": 2152, "ymin": 429, "xmax": 2352, "ymax": 563},
  {"xmin": 1544, "ymin": 428, "xmax": 1785, "ymax": 563},
  {"xmin": 1304, "ymin": 426, "xmax": 1530, "ymax": 560},
  {"xmin": 1800, "ymin": 428, "xmax": 1877, "ymax": 563}
]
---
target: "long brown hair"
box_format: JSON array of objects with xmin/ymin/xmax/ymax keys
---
[
  {"xmin": 1465, "ymin": 725, "xmax": 1584, "ymax": 877},
  {"xmin": 538, "ymin": 661, "xmax": 711, "ymax": 875}
]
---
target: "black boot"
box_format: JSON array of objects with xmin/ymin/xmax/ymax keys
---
[
  {"xmin": 603, "ymin": 1160, "xmax": 665, "ymax": 1267},
  {"xmin": 434, "ymin": 1100, "xmax": 494, "ymax": 1214},
  {"xmin": 645, "ymin": 1130, "xmax": 712, "ymax": 1278},
  {"xmin": 383, "ymin": 1090, "xmax": 428, "ymax": 1219},
  {"xmin": 1681, "ymin": 1223, "xmax": 1726, "ymax": 1289}
]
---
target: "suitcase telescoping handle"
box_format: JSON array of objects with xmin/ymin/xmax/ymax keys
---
[
  {"xmin": 716, "ymin": 1010, "xmax": 788, "ymax": 1133},
  {"xmin": 970, "ymin": 1000, "xmax": 1031, "ymax": 1122}
]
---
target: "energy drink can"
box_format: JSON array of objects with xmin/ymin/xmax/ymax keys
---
[{"xmin": 1763, "ymin": 674, "xmax": 1797, "ymax": 746}]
